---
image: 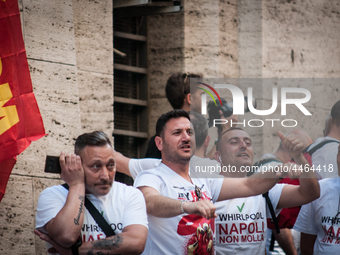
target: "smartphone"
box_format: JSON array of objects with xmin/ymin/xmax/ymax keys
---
[{"xmin": 44, "ymin": 155, "xmax": 62, "ymax": 174}]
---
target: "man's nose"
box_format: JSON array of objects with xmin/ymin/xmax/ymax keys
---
[
  {"xmin": 100, "ymin": 167, "xmax": 110, "ymax": 180},
  {"xmin": 239, "ymin": 140, "xmax": 247, "ymax": 148},
  {"xmin": 182, "ymin": 131, "xmax": 191, "ymax": 141}
]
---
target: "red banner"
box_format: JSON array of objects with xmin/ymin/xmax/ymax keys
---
[{"xmin": 0, "ymin": 0, "xmax": 46, "ymax": 201}]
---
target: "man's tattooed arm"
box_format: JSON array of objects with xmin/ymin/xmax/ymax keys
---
[
  {"xmin": 86, "ymin": 235, "xmax": 123, "ymax": 255},
  {"xmin": 79, "ymin": 225, "xmax": 147, "ymax": 255},
  {"xmin": 74, "ymin": 195, "xmax": 84, "ymax": 225}
]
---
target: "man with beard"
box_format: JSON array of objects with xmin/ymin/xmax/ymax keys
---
[
  {"xmin": 133, "ymin": 109, "xmax": 308, "ymax": 255},
  {"xmin": 34, "ymin": 131, "xmax": 148, "ymax": 255}
]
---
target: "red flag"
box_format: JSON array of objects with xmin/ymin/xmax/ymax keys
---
[{"xmin": 0, "ymin": 0, "xmax": 46, "ymax": 201}]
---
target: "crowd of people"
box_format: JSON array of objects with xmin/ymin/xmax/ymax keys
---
[{"xmin": 34, "ymin": 73, "xmax": 340, "ymax": 255}]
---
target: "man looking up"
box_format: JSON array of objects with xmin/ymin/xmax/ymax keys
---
[
  {"xmin": 213, "ymin": 128, "xmax": 320, "ymax": 255},
  {"xmin": 134, "ymin": 109, "xmax": 309, "ymax": 255},
  {"xmin": 34, "ymin": 131, "xmax": 148, "ymax": 255}
]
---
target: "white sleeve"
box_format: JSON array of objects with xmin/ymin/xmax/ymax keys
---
[
  {"xmin": 134, "ymin": 170, "xmax": 164, "ymax": 193},
  {"xmin": 207, "ymin": 178, "xmax": 224, "ymax": 203},
  {"xmin": 267, "ymin": 183, "xmax": 286, "ymax": 217},
  {"xmin": 312, "ymin": 142, "xmax": 339, "ymax": 178},
  {"xmin": 35, "ymin": 186, "xmax": 67, "ymax": 233},
  {"xmin": 129, "ymin": 158, "xmax": 161, "ymax": 180},
  {"xmin": 122, "ymin": 188, "xmax": 148, "ymax": 229},
  {"xmin": 293, "ymin": 202, "xmax": 317, "ymax": 235},
  {"xmin": 258, "ymin": 161, "xmax": 282, "ymax": 173}
]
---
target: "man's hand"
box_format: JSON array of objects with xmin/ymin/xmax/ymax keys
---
[
  {"xmin": 34, "ymin": 229, "xmax": 72, "ymax": 255},
  {"xmin": 60, "ymin": 151, "xmax": 85, "ymax": 187},
  {"xmin": 278, "ymin": 131, "xmax": 304, "ymax": 159},
  {"xmin": 182, "ymin": 200, "xmax": 217, "ymax": 220},
  {"xmin": 187, "ymin": 223, "xmax": 213, "ymax": 255},
  {"xmin": 44, "ymin": 152, "xmax": 86, "ymax": 247}
]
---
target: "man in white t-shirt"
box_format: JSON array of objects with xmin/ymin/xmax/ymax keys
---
[
  {"xmin": 212, "ymin": 128, "xmax": 320, "ymax": 255},
  {"xmin": 133, "ymin": 109, "xmax": 309, "ymax": 255},
  {"xmin": 34, "ymin": 131, "xmax": 148, "ymax": 255},
  {"xmin": 293, "ymin": 100, "xmax": 340, "ymax": 255},
  {"xmin": 294, "ymin": 143, "xmax": 340, "ymax": 254}
]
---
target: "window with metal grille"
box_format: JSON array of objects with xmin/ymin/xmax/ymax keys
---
[{"xmin": 113, "ymin": 15, "xmax": 148, "ymax": 184}]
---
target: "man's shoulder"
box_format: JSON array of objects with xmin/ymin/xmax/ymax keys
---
[
  {"xmin": 112, "ymin": 181, "xmax": 143, "ymax": 195},
  {"xmin": 137, "ymin": 163, "xmax": 166, "ymax": 176},
  {"xmin": 40, "ymin": 184, "xmax": 68, "ymax": 196},
  {"xmin": 260, "ymin": 153, "xmax": 277, "ymax": 160},
  {"xmin": 309, "ymin": 136, "xmax": 339, "ymax": 150},
  {"xmin": 318, "ymin": 178, "xmax": 340, "ymax": 194}
]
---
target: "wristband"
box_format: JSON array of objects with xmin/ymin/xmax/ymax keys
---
[{"xmin": 180, "ymin": 200, "xmax": 187, "ymax": 213}]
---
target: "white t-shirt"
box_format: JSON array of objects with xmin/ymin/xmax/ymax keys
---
[
  {"xmin": 294, "ymin": 178, "xmax": 340, "ymax": 254},
  {"xmin": 307, "ymin": 136, "xmax": 339, "ymax": 179},
  {"xmin": 214, "ymin": 184, "xmax": 285, "ymax": 255},
  {"xmin": 36, "ymin": 182, "xmax": 148, "ymax": 254},
  {"xmin": 134, "ymin": 162, "xmax": 224, "ymax": 255},
  {"xmin": 129, "ymin": 158, "xmax": 161, "ymax": 179}
]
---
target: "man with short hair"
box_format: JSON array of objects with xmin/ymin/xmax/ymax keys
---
[
  {"xmin": 134, "ymin": 109, "xmax": 311, "ymax": 255},
  {"xmin": 35, "ymin": 131, "xmax": 148, "ymax": 255},
  {"xmin": 166, "ymin": 73, "xmax": 204, "ymax": 112},
  {"xmin": 145, "ymin": 73, "xmax": 204, "ymax": 158},
  {"xmin": 213, "ymin": 128, "xmax": 320, "ymax": 255},
  {"xmin": 306, "ymin": 100, "xmax": 340, "ymax": 179}
]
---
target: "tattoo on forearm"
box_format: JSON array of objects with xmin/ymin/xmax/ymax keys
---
[
  {"xmin": 86, "ymin": 235, "xmax": 123, "ymax": 255},
  {"xmin": 87, "ymin": 251, "xmax": 121, "ymax": 255},
  {"xmin": 87, "ymin": 252, "xmax": 121, "ymax": 255},
  {"xmin": 93, "ymin": 235, "xmax": 123, "ymax": 249},
  {"xmin": 74, "ymin": 195, "xmax": 84, "ymax": 225}
]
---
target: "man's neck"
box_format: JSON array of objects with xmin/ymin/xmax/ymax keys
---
[
  {"xmin": 327, "ymin": 127, "xmax": 340, "ymax": 141},
  {"xmin": 161, "ymin": 158, "xmax": 191, "ymax": 182},
  {"xmin": 194, "ymin": 147, "xmax": 206, "ymax": 158},
  {"xmin": 181, "ymin": 103, "xmax": 190, "ymax": 112}
]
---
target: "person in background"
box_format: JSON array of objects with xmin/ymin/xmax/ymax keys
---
[{"xmin": 294, "ymin": 143, "xmax": 340, "ymax": 254}]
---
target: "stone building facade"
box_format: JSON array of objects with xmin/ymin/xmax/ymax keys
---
[{"xmin": 0, "ymin": 0, "xmax": 339, "ymax": 254}]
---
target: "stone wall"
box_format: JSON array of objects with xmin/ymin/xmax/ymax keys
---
[
  {"xmin": 0, "ymin": 0, "xmax": 339, "ymax": 254},
  {"xmin": 0, "ymin": 0, "xmax": 113, "ymax": 254}
]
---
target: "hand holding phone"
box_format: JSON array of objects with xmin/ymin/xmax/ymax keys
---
[
  {"xmin": 44, "ymin": 156, "xmax": 62, "ymax": 174},
  {"xmin": 44, "ymin": 153, "xmax": 85, "ymax": 187}
]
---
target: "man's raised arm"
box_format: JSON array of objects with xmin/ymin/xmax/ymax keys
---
[
  {"xmin": 217, "ymin": 131, "xmax": 320, "ymax": 202},
  {"xmin": 276, "ymin": 131, "xmax": 320, "ymax": 208},
  {"xmin": 43, "ymin": 152, "xmax": 85, "ymax": 247}
]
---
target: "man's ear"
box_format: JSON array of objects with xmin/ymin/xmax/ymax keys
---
[
  {"xmin": 203, "ymin": 135, "xmax": 211, "ymax": 151},
  {"xmin": 214, "ymin": 151, "xmax": 221, "ymax": 163},
  {"xmin": 155, "ymin": 136, "xmax": 163, "ymax": 151},
  {"xmin": 186, "ymin": 93, "xmax": 191, "ymax": 105}
]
